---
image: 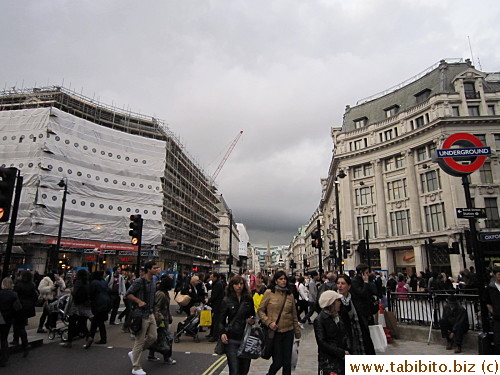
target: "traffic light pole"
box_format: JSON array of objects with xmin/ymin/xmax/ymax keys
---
[
  {"xmin": 316, "ymin": 220, "xmax": 323, "ymax": 275},
  {"xmin": 135, "ymin": 221, "xmax": 142, "ymax": 278},
  {"xmin": 53, "ymin": 179, "xmax": 68, "ymax": 271},
  {"xmin": 462, "ymin": 175, "xmax": 489, "ymax": 332},
  {"xmin": 1, "ymin": 172, "xmax": 22, "ymax": 279}
]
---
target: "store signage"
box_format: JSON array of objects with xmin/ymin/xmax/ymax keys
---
[
  {"xmin": 46, "ymin": 238, "xmax": 137, "ymax": 251},
  {"xmin": 456, "ymin": 208, "xmax": 487, "ymax": 219},
  {"xmin": 479, "ymin": 232, "xmax": 500, "ymax": 242},
  {"xmin": 435, "ymin": 133, "xmax": 491, "ymax": 176}
]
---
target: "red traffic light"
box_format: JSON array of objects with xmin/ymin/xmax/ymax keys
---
[{"xmin": 129, "ymin": 214, "xmax": 143, "ymax": 245}]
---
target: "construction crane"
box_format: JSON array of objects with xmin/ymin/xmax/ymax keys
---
[{"xmin": 211, "ymin": 130, "xmax": 243, "ymax": 182}]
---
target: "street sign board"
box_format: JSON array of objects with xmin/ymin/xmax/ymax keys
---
[
  {"xmin": 479, "ymin": 232, "xmax": 500, "ymax": 242},
  {"xmin": 456, "ymin": 208, "xmax": 487, "ymax": 219},
  {"xmin": 436, "ymin": 133, "xmax": 490, "ymax": 176}
]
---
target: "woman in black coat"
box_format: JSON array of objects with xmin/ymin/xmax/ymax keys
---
[
  {"xmin": 0, "ymin": 277, "xmax": 22, "ymax": 367},
  {"xmin": 12, "ymin": 271, "xmax": 38, "ymax": 356},
  {"xmin": 314, "ymin": 290, "xmax": 350, "ymax": 375},
  {"xmin": 219, "ymin": 274, "xmax": 255, "ymax": 375},
  {"xmin": 84, "ymin": 271, "xmax": 111, "ymax": 348}
]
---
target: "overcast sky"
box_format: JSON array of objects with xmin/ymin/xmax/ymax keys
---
[{"xmin": 2, "ymin": 0, "xmax": 500, "ymax": 246}]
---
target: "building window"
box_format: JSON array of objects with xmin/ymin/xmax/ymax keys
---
[
  {"xmin": 390, "ymin": 210, "xmax": 411, "ymax": 236},
  {"xmin": 415, "ymin": 89, "xmax": 431, "ymax": 104},
  {"xmin": 353, "ymin": 163, "xmax": 372, "ymax": 178},
  {"xmin": 424, "ymin": 203, "xmax": 446, "ymax": 232},
  {"xmin": 416, "ymin": 143, "xmax": 435, "ymax": 162},
  {"xmin": 474, "ymin": 134, "xmax": 486, "ymax": 144},
  {"xmin": 357, "ymin": 215, "xmax": 377, "ymax": 238},
  {"xmin": 387, "ymin": 178, "xmax": 407, "ymax": 201},
  {"xmin": 495, "ymin": 134, "xmax": 500, "ymax": 150},
  {"xmin": 487, "ymin": 105, "xmax": 496, "ymax": 115},
  {"xmin": 384, "ymin": 106, "xmax": 399, "ymax": 118},
  {"xmin": 480, "ymin": 162, "xmax": 493, "ymax": 183},
  {"xmin": 421, "ymin": 170, "xmax": 441, "ymax": 193},
  {"xmin": 395, "ymin": 155, "xmax": 405, "ymax": 169},
  {"xmin": 384, "ymin": 158, "xmax": 394, "ymax": 171},
  {"xmin": 354, "ymin": 117, "xmax": 368, "ymax": 129},
  {"xmin": 468, "ymin": 106, "xmax": 480, "ymax": 116},
  {"xmin": 355, "ymin": 186, "xmax": 374, "ymax": 206},
  {"xmin": 464, "ymin": 82, "xmax": 478, "ymax": 99},
  {"xmin": 485, "ymin": 198, "xmax": 500, "ymax": 220},
  {"xmin": 352, "ymin": 139, "xmax": 364, "ymax": 150},
  {"xmin": 415, "ymin": 116, "xmax": 425, "ymax": 128},
  {"xmin": 452, "ymin": 106, "xmax": 460, "ymax": 117}
]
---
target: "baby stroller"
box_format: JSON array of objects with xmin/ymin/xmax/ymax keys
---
[
  {"xmin": 47, "ymin": 294, "xmax": 70, "ymax": 341},
  {"xmin": 174, "ymin": 304, "xmax": 210, "ymax": 343}
]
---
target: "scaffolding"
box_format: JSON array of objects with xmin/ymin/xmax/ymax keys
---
[{"xmin": 0, "ymin": 86, "xmax": 220, "ymax": 266}]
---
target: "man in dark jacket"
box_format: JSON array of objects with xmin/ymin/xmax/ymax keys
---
[
  {"xmin": 486, "ymin": 266, "xmax": 500, "ymax": 354},
  {"xmin": 351, "ymin": 263, "xmax": 376, "ymax": 325},
  {"xmin": 206, "ymin": 272, "xmax": 225, "ymax": 342},
  {"xmin": 439, "ymin": 295, "xmax": 469, "ymax": 353}
]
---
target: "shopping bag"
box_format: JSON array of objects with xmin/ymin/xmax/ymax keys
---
[
  {"xmin": 149, "ymin": 326, "xmax": 173, "ymax": 355},
  {"xmin": 199, "ymin": 309, "xmax": 212, "ymax": 327},
  {"xmin": 237, "ymin": 324, "xmax": 265, "ymax": 359},
  {"xmin": 369, "ymin": 324, "xmax": 387, "ymax": 353},
  {"xmin": 175, "ymin": 293, "xmax": 191, "ymax": 307},
  {"xmin": 214, "ymin": 339, "xmax": 226, "ymax": 355},
  {"xmin": 291, "ymin": 339, "xmax": 300, "ymax": 371}
]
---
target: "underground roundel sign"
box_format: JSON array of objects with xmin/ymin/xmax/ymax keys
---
[{"xmin": 435, "ymin": 133, "xmax": 491, "ymax": 177}]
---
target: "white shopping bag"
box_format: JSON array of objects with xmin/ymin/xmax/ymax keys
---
[
  {"xmin": 291, "ymin": 339, "xmax": 300, "ymax": 371},
  {"xmin": 369, "ymin": 324, "xmax": 387, "ymax": 353}
]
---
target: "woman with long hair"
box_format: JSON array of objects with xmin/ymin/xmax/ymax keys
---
[
  {"xmin": 296, "ymin": 276, "xmax": 309, "ymax": 320},
  {"xmin": 336, "ymin": 274, "xmax": 375, "ymax": 355},
  {"xmin": 85, "ymin": 270, "xmax": 111, "ymax": 348},
  {"xmin": 219, "ymin": 274, "xmax": 255, "ymax": 375},
  {"xmin": 313, "ymin": 290, "xmax": 350, "ymax": 375},
  {"xmin": 258, "ymin": 271, "xmax": 301, "ymax": 375},
  {"xmin": 12, "ymin": 271, "xmax": 38, "ymax": 357},
  {"xmin": 61, "ymin": 269, "xmax": 92, "ymax": 348}
]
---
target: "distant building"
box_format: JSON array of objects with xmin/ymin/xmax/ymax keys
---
[
  {"xmin": 321, "ymin": 59, "xmax": 500, "ymax": 278},
  {"xmin": 254, "ymin": 243, "xmax": 287, "ymax": 275}
]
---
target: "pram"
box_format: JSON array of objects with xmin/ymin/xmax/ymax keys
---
[
  {"xmin": 174, "ymin": 304, "xmax": 210, "ymax": 343},
  {"xmin": 46, "ymin": 294, "xmax": 70, "ymax": 341}
]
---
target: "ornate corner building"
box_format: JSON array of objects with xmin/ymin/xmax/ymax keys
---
[
  {"xmin": 321, "ymin": 59, "xmax": 500, "ymax": 277},
  {"xmin": 0, "ymin": 86, "xmax": 219, "ymax": 274}
]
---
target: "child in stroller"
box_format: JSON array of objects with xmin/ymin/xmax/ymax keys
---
[
  {"xmin": 46, "ymin": 294, "xmax": 70, "ymax": 341},
  {"xmin": 174, "ymin": 304, "xmax": 211, "ymax": 343}
]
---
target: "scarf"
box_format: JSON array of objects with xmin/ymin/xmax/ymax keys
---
[
  {"xmin": 275, "ymin": 285, "xmax": 289, "ymax": 293},
  {"xmin": 341, "ymin": 293, "xmax": 365, "ymax": 355}
]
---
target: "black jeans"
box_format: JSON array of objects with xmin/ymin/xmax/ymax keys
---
[
  {"xmin": 89, "ymin": 311, "xmax": 108, "ymax": 341},
  {"xmin": 267, "ymin": 330, "xmax": 294, "ymax": 375},
  {"xmin": 67, "ymin": 315, "xmax": 89, "ymax": 342},
  {"xmin": 301, "ymin": 301, "xmax": 317, "ymax": 322},
  {"xmin": 12, "ymin": 319, "xmax": 28, "ymax": 348},
  {"xmin": 0, "ymin": 323, "xmax": 11, "ymax": 365},
  {"xmin": 226, "ymin": 339, "xmax": 251, "ymax": 375},
  {"xmin": 109, "ymin": 293, "xmax": 120, "ymax": 323}
]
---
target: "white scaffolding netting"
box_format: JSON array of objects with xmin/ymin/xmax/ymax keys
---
[{"xmin": 0, "ymin": 107, "xmax": 166, "ymax": 245}]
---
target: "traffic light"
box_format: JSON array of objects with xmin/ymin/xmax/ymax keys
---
[
  {"xmin": 129, "ymin": 214, "xmax": 143, "ymax": 245},
  {"xmin": 311, "ymin": 230, "xmax": 322, "ymax": 249},
  {"xmin": 303, "ymin": 258, "xmax": 308, "ymax": 268},
  {"xmin": 306, "ymin": 261, "xmax": 311, "ymax": 267},
  {"xmin": 342, "ymin": 240, "xmax": 351, "ymax": 259},
  {"xmin": 357, "ymin": 239, "xmax": 366, "ymax": 255},
  {"xmin": 226, "ymin": 254, "xmax": 233, "ymax": 265},
  {"xmin": 329, "ymin": 240, "xmax": 336, "ymax": 258},
  {"xmin": 0, "ymin": 167, "xmax": 17, "ymax": 222}
]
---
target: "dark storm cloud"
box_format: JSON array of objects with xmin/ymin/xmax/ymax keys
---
[{"xmin": 1, "ymin": 0, "xmax": 499, "ymax": 246}]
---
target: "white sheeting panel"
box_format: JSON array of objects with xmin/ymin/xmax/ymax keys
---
[{"xmin": 0, "ymin": 107, "xmax": 166, "ymax": 245}]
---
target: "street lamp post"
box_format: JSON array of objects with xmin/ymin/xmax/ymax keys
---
[
  {"xmin": 53, "ymin": 179, "xmax": 68, "ymax": 271},
  {"xmin": 335, "ymin": 170, "xmax": 346, "ymax": 273}
]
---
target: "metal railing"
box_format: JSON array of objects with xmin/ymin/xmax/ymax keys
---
[{"xmin": 388, "ymin": 290, "xmax": 482, "ymax": 331}]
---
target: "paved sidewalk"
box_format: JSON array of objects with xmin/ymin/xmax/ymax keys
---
[{"xmin": 219, "ymin": 323, "xmax": 469, "ymax": 375}]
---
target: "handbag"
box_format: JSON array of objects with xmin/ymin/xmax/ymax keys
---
[
  {"xmin": 214, "ymin": 299, "xmax": 245, "ymax": 355},
  {"xmin": 175, "ymin": 293, "xmax": 191, "ymax": 307},
  {"xmin": 149, "ymin": 324, "xmax": 173, "ymax": 355},
  {"xmin": 261, "ymin": 293, "xmax": 288, "ymax": 360},
  {"xmin": 237, "ymin": 324, "xmax": 265, "ymax": 359},
  {"xmin": 130, "ymin": 278, "xmax": 147, "ymax": 334},
  {"xmin": 369, "ymin": 324, "xmax": 388, "ymax": 352}
]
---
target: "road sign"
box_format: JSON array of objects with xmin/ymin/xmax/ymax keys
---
[
  {"xmin": 436, "ymin": 133, "xmax": 491, "ymax": 176},
  {"xmin": 479, "ymin": 232, "xmax": 500, "ymax": 242},
  {"xmin": 456, "ymin": 208, "xmax": 487, "ymax": 219}
]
